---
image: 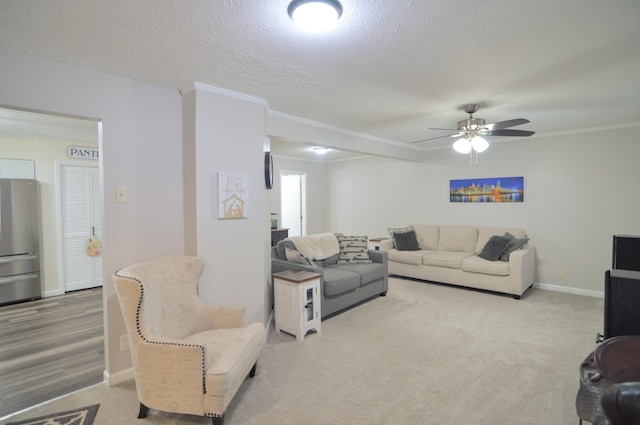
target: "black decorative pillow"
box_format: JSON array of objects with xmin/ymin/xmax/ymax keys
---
[
  {"xmin": 337, "ymin": 235, "xmax": 371, "ymax": 264},
  {"xmin": 500, "ymin": 232, "xmax": 530, "ymax": 262},
  {"xmin": 394, "ymin": 230, "xmax": 420, "ymax": 251},
  {"xmin": 478, "ymin": 235, "xmax": 511, "ymax": 261}
]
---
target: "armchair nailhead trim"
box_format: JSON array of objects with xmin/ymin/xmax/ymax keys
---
[{"xmin": 114, "ymin": 271, "xmax": 208, "ymax": 394}]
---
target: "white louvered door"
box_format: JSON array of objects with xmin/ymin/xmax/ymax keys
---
[{"xmin": 61, "ymin": 164, "xmax": 103, "ymax": 292}]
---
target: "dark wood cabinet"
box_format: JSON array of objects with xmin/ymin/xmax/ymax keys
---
[
  {"xmin": 271, "ymin": 228, "xmax": 289, "ymax": 247},
  {"xmin": 604, "ymin": 269, "xmax": 640, "ymax": 339}
]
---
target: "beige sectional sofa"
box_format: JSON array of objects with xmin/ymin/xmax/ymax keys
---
[{"xmin": 379, "ymin": 225, "xmax": 536, "ymax": 298}]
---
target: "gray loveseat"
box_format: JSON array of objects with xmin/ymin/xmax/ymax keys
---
[{"xmin": 271, "ymin": 233, "xmax": 388, "ymax": 318}]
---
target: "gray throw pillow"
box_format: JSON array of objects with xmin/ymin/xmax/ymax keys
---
[
  {"xmin": 394, "ymin": 230, "xmax": 420, "ymax": 251},
  {"xmin": 478, "ymin": 235, "xmax": 510, "ymax": 261},
  {"xmin": 500, "ymin": 232, "xmax": 529, "ymax": 261},
  {"xmin": 387, "ymin": 225, "xmax": 414, "ymax": 248}
]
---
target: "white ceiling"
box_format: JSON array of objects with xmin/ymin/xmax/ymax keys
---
[{"xmin": 1, "ymin": 0, "xmax": 639, "ymax": 161}]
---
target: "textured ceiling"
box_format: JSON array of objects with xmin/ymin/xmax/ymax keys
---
[{"xmin": 1, "ymin": 0, "xmax": 639, "ymax": 160}]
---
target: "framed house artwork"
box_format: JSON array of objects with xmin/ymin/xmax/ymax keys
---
[
  {"xmin": 218, "ymin": 172, "xmax": 249, "ymax": 218},
  {"xmin": 450, "ymin": 176, "xmax": 524, "ymax": 203}
]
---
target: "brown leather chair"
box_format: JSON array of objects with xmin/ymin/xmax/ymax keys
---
[{"xmin": 577, "ymin": 336, "xmax": 640, "ymax": 425}]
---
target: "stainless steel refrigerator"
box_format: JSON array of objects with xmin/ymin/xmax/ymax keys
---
[{"xmin": 0, "ymin": 178, "xmax": 41, "ymax": 305}]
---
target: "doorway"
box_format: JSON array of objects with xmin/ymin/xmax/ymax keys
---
[
  {"xmin": 280, "ymin": 172, "xmax": 306, "ymax": 237},
  {"xmin": 59, "ymin": 163, "xmax": 103, "ymax": 292}
]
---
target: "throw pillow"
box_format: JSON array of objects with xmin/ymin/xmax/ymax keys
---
[
  {"xmin": 387, "ymin": 225, "xmax": 414, "ymax": 248},
  {"xmin": 285, "ymin": 247, "xmax": 315, "ymax": 266},
  {"xmin": 394, "ymin": 230, "xmax": 420, "ymax": 251},
  {"xmin": 337, "ymin": 235, "xmax": 372, "ymax": 264},
  {"xmin": 500, "ymin": 232, "xmax": 530, "ymax": 262},
  {"xmin": 478, "ymin": 235, "xmax": 511, "ymax": 261}
]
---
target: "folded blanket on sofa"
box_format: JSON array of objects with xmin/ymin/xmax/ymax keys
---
[{"xmin": 288, "ymin": 233, "xmax": 340, "ymax": 260}]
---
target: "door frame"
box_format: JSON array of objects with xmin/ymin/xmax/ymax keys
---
[
  {"xmin": 280, "ymin": 171, "xmax": 307, "ymax": 237},
  {"xmin": 55, "ymin": 160, "xmax": 102, "ymax": 294}
]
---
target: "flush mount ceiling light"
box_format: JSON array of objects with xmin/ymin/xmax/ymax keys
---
[
  {"xmin": 313, "ymin": 147, "xmax": 330, "ymax": 154},
  {"xmin": 288, "ymin": 0, "xmax": 343, "ymax": 33}
]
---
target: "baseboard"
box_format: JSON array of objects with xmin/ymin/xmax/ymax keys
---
[
  {"xmin": 104, "ymin": 367, "xmax": 134, "ymax": 386},
  {"xmin": 43, "ymin": 289, "xmax": 65, "ymax": 298},
  {"xmin": 533, "ymin": 282, "xmax": 604, "ymax": 298},
  {"xmin": 266, "ymin": 308, "xmax": 275, "ymax": 337}
]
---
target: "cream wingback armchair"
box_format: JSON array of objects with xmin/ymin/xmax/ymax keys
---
[{"xmin": 113, "ymin": 256, "xmax": 266, "ymax": 425}]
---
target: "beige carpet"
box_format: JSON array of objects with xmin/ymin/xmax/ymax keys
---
[{"xmin": 1, "ymin": 277, "xmax": 603, "ymax": 425}]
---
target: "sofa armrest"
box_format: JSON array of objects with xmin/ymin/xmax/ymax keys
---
[
  {"xmin": 368, "ymin": 249, "xmax": 388, "ymax": 265},
  {"xmin": 379, "ymin": 239, "xmax": 394, "ymax": 252},
  {"xmin": 508, "ymin": 246, "xmax": 536, "ymax": 290},
  {"xmin": 271, "ymin": 257, "xmax": 324, "ymax": 275}
]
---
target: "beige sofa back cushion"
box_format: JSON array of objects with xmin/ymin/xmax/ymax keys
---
[
  {"xmin": 475, "ymin": 227, "xmax": 528, "ymax": 254},
  {"xmin": 411, "ymin": 224, "xmax": 440, "ymax": 250},
  {"xmin": 437, "ymin": 226, "xmax": 478, "ymax": 252}
]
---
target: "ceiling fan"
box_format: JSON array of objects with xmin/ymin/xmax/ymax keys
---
[{"xmin": 412, "ymin": 104, "xmax": 534, "ymax": 162}]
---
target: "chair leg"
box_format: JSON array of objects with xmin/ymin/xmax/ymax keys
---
[
  {"xmin": 212, "ymin": 414, "xmax": 224, "ymax": 425},
  {"xmin": 138, "ymin": 403, "xmax": 149, "ymax": 419},
  {"xmin": 249, "ymin": 362, "xmax": 257, "ymax": 378}
]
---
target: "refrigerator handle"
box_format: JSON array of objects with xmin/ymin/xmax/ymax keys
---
[
  {"xmin": 0, "ymin": 273, "xmax": 39, "ymax": 284},
  {"xmin": 0, "ymin": 254, "xmax": 39, "ymax": 263}
]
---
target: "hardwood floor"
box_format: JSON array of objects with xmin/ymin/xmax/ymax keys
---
[{"xmin": 0, "ymin": 288, "xmax": 104, "ymax": 418}]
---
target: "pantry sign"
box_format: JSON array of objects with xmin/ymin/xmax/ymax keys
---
[{"xmin": 67, "ymin": 145, "xmax": 99, "ymax": 160}]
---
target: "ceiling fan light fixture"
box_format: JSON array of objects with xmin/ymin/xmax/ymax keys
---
[
  {"xmin": 471, "ymin": 136, "xmax": 489, "ymax": 153},
  {"xmin": 313, "ymin": 147, "xmax": 330, "ymax": 154},
  {"xmin": 453, "ymin": 138, "xmax": 472, "ymax": 154},
  {"xmin": 288, "ymin": 0, "xmax": 343, "ymax": 33}
]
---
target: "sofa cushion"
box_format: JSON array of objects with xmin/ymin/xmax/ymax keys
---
[
  {"xmin": 475, "ymin": 227, "xmax": 528, "ymax": 254},
  {"xmin": 478, "ymin": 235, "xmax": 511, "ymax": 261},
  {"xmin": 335, "ymin": 263, "xmax": 386, "ymax": 286},
  {"xmin": 393, "ymin": 230, "xmax": 420, "ymax": 251},
  {"xmin": 500, "ymin": 232, "xmax": 530, "ymax": 261},
  {"xmin": 321, "ymin": 253, "xmax": 340, "ymax": 266},
  {"xmin": 387, "ymin": 225, "xmax": 414, "ymax": 248},
  {"xmin": 462, "ymin": 255, "xmax": 510, "ymax": 276},
  {"xmin": 337, "ymin": 235, "xmax": 372, "ymax": 264},
  {"xmin": 411, "ymin": 224, "xmax": 440, "ymax": 250},
  {"xmin": 388, "ymin": 249, "xmax": 429, "ymax": 266},
  {"xmin": 285, "ymin": 247, "xmax": 315, "ymax": 266},
  {"xmin": 322, "ymin": 268, "xmax": 361, "ymax": 296},
  {"xmin": 437, "ymin": 226, "xmax": 478, "ymax": 252},
  {"xmin": 423, "ymin": 251, "xmax": 473, "ymax": 269}
]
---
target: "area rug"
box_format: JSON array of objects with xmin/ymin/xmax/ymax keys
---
[{"xmin": 6, "ymin": 404, "xmax": 99, "ymax": 425}]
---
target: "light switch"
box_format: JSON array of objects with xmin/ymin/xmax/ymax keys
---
[{"xmin": 116, "ymin": 186, "xmax": 128, "ymax": 203}]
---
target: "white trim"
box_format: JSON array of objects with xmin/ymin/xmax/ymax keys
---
[
  {"xmin": 43, "ymin": 288, "xmax": 65, "ymax": 298},
  {"xmin": 268, "ymin": 110, "xmax": 421, "ymax": 150},
  {"xmin": 533, "ymin": 282, "xmax": 604, "ymax": 298},
  {"xmin": 180, "ymin": 82, "xmax": 268, "ymax": 107},
  {"xmin": 105, "ymin": 367, "xmax": 135, "ymax": 386}
]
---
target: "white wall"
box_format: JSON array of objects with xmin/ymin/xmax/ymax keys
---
[
  {"xmin": 0, "ymin": 48, "xmax": 184, "ymax": 381},
  {"xmin": 183, "ymin": 84, "xmax": 271, "ymax": 325},
  {"xmin": 327, "ymin": 126, "xmax": 640, "ymax": 294}
]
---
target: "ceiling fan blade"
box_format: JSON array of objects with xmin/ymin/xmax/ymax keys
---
[
  {"xmin": 486, "ymin": 129, "xmax": 535, "ymax": 137},
  {"xmin": 411, "ymin": 133, "xmax": 461, "ymax": 144},
  {"xmin": 482, "ymin": 118, "xmax": 529, "ymax": 131},
  {"xmin": 428, "ymin": 127, "xmax": 457, "ymax": 131}
]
